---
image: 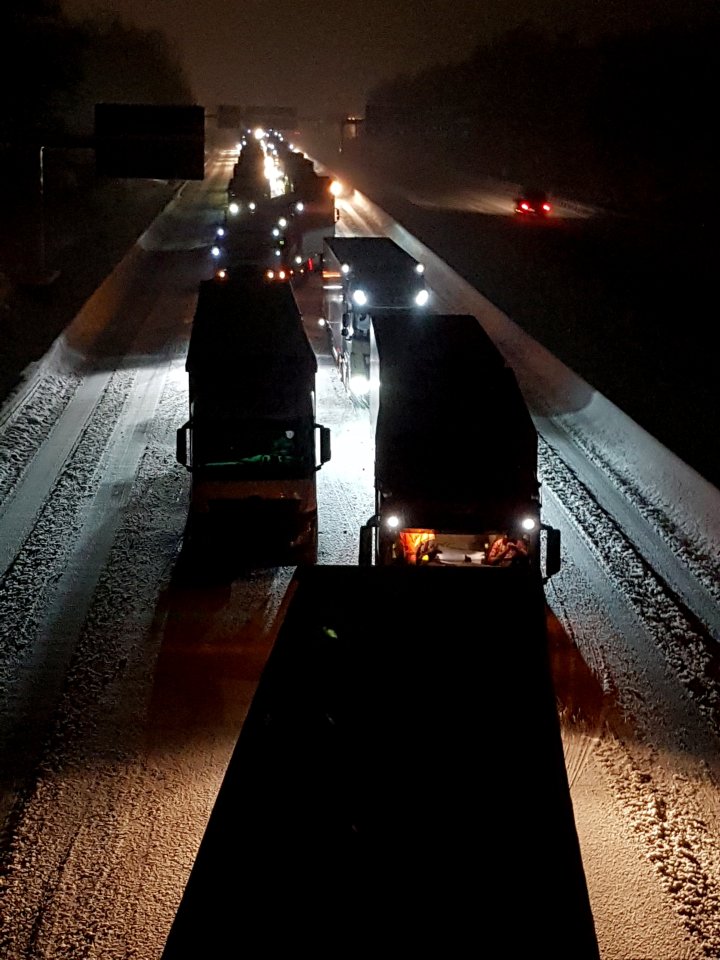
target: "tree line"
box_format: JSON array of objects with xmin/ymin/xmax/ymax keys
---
[
  {"xmin": 364, "ymin": 17, "xmax": 718, "ymax": 213},
  {"xmin": 0, "ymin": 2, "xmax": 195, "ymax": 199},
  {"xmin": 0, "ymin": 1, "xmax": 193, "ymax": 145}
]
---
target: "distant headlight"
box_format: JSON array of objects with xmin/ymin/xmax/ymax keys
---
[
  {"xmin": 216, "ymin": 226, "xmax": 225, "ymax": 237},
  {"xmin": 414, "ymin": 289, "xmax": 429, "ymax": 307},
  {"xmin": 249, "ymin": 201, "xmax": 256, "ymax": 211},
  {"xmin": 386, "ymin": 515, "xmax": 401, "ymax": 529},
  {"xmin": 352, "ymin": 289, "xmax": 368, "ymax": 306},
  {"xmin": 415, "ymin": 263, "xmax": 425, "ymax": 274},
  {"xmin": 350, "ymin": 374, "xmax": 369, "ymax": 395},
  {"xmin": 228, "ymin": 202, "xmax": 240, "ymax": 216},
  {"xmin": 294, "ymin": 201, "xmax": 304, "ymax": 213},
  {"xmin": 210, "ymin": 245, "xmax": 221, "ymax": 258}
]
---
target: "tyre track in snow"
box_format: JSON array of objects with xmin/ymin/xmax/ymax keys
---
[
  {"xmin": 0, "ymin": 182, "xmax": 215, "ymax": 837},
  {"xmin": 0, "ymin": 339, "xmax": 175, "ymax": 836},
  {"xmin": 0, "ymin": 161, "xmax": 235, "ymax": 831}
]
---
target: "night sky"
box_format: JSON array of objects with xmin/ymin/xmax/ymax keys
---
[{"xmin": 63, "ymin": 0, "xmax": 715, "ymax": 117}]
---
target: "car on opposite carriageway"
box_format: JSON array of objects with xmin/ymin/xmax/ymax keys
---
[{"xmin": 514, "ymin": 186, "xmax": 552, "ymax": 217}]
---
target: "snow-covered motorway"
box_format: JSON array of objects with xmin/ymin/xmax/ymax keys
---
[{"xmin": 0, "ymin": 150, "xmax": 719, "ymax": 960}]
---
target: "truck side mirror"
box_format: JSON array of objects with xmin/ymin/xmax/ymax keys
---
[
  {"xmin": 316, "ymin": 425, "xmax": 331, "ymax": 467},
  {"xmin": 542, "ymin": 525, "xmax": 561, "ymax": 580},
  {"xmin": 176, "ymin": 424, "xmax": 189, "ymax": 467}
]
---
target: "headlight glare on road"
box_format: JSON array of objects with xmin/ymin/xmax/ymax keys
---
[{"xmin": 350, "ymin": 374, "xmax": 369, "ymax": 395}]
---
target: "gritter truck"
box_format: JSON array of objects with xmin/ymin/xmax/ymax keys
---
[
  {"xmin": 359, "ymin": 311, "xmax": 560, "ymax": 580},
  {"xmin": 176, "ymin": 272, "xmax": 331, "ymax": 563}
]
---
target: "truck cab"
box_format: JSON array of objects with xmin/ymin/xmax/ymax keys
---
[
  {"xmin": 321, "ymin": 236, "xmax": 430, "ymax": 403},
  {"xmin": 176, "ymin": 275, "xmax": 331, "ymax": 564},
  {"xmin": 358, "ymin": 312, "xmax": 561, "ymax": 582}
]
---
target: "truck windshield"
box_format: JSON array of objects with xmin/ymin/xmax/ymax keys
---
[
  {"xmin": 390, "ymin": 529, "xmax": 532, "ymax": 566},
  {"xmin": 198, "ymin": 423, "xmax": 308, "ymax": 474}
]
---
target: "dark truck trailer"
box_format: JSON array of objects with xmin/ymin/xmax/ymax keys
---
[
  {"xmin": 227, "ymin": 138, "xmax": 268, "ymax": 207},
  {"xmin": 283, "ymin": 148, "xmax": 316, "ymax": 194},
  {"xmin": 161, "ymin": 564, "xmax": 599, "ymax": 960},
  {"xmin": 213, "ymin": 200, "xmax": 296, "ymax": 282},
  {"xmin": 321, "ymin": 235, "xmax": 430, "ymax": 403},
  {"xmin": 176, "ymin": 275, "xmax": 330, "ymax": 563},
  {"xmin": 360, "ymin": 312, "xmax": 560, "ymax": 579},
  {"xmin": 284, "ymin": 173, "xmax": 337, "ymax": 273}
]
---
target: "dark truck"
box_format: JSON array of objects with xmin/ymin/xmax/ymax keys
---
[
  {"xmin": 359, "ymin": 312, "xmax": 561, "ymax": 579},
  {"xmin": 283, "ymin": 171, "xmax": 337, "ymax": 274},
  {"xmin": 176, "ymin": 273, "xmax": 331, "ymax": 563},
  {"xmin": 321, "ymin": 235, "xmax": 430, "ymax": 402},
  {"xmin": 161, "ymin": 564, "xmax": 599, "ymax": 959},
  {"xmin": 226, "ymin": 136, "xmax": 268, "ymax": 209},
  {"xmin": 212, "ymin": 198, "xmax": 296, "ymax": 283}
]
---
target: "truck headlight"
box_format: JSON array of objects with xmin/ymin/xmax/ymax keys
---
[
  {"xmin": 414, "ymin": 289, "xmax": 429, "ymax": 307},
  {"xmin": 352, "ymin": 289, "xmax": 368, "ymax": 306},
  {"xmin": 521, "ymin": 516, "xmax": 537, "ymax": 532}
]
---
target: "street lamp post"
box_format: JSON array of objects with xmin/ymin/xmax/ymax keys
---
[{"xmin": 32, "ymin": 144, "xmax": 60, "ymax": 286}]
